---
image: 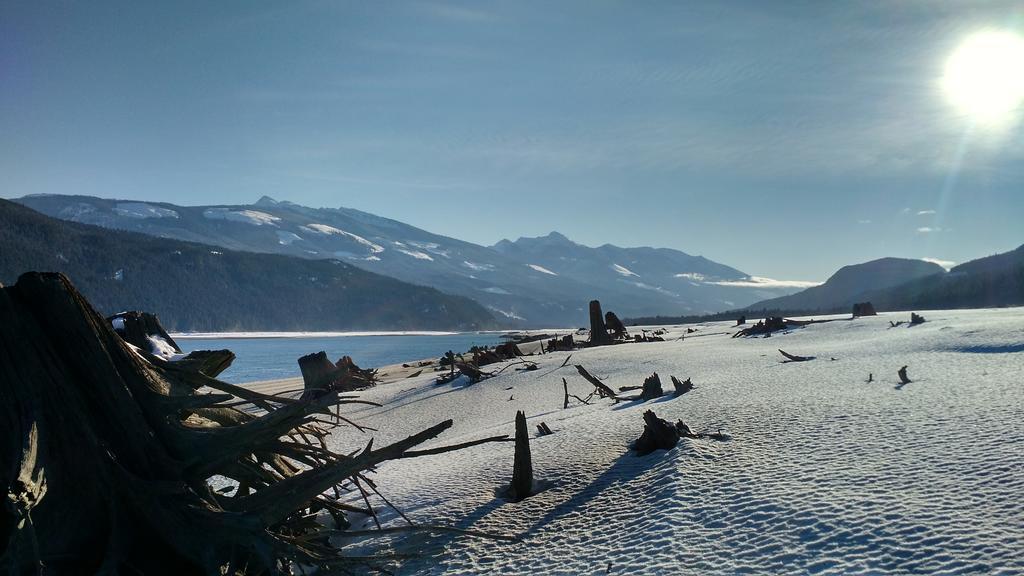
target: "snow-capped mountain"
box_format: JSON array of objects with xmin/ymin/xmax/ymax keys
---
[{"xmin": 15, "ymin": 195, "xmax": 804, "ymax": 326}]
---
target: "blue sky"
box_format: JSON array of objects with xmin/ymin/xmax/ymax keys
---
[{"xmin": 2, "ymin": 1, "xmax": 1022, "ymax": 281}]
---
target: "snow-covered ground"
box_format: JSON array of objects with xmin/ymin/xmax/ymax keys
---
[{"xmin": 321, "ymin": 308, "xmax": 1023, "ymax": 575}]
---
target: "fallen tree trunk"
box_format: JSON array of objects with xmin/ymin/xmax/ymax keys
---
[
  {"xmin": 778, "ymin": 349, "xmax": 814, "ymax": 362},
  {"xmin": 575, "ymin": 365, "xmax": 619, "ymax": 400},
  {"xmin": 0, "ymin": 272, "xmax": 470, "ymax": 574}
]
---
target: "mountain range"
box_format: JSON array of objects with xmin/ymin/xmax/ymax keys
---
[
  {"xmin": 743, "ymin": 249, "xmax": 1024, "ymax": 315},
  {"xmin": 747, "ymin": 258, "xmax": 947, "ymax": 312},
  {"xmin": 15, "ymin": 194, "xmax": 806, "ymax": 326},
  {"xmin": 0, "ymin": 199, "xmax": 496, "ymax": 331}
]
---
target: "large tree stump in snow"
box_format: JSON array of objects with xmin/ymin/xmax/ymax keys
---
[
  {"xmin": 640, "ymin": 373, "xmax": 665, "ymax": 401},
  {"xmin": 509, "ymin": 411, "xmax": 533, "ymax": 501},
  {"xmin": 0, "ymin": 272, "xmax": 462, "ymax": 574},
  {"xmin": 588, "ymin": 300, "xmax": 612, "ymax": 346},
  {"xmin": 633, "ymin": 410, "xmax": 679, "ymax": 456},
  {"xmin": 299, "ymin": 351, "xmax": 377, "ymax": 399},
  {"xmin": 604, "ymin": 311, "xmax": 628, "ymax": 340}
]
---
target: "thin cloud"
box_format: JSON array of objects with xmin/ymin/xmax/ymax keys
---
[
  {"xmin": 916, "ymin": 226, "xmax": 942, "ymax": 233},
  {"xmin": 917, "ymin": 209, "xmax": 937, "ymax": 215},
  {"xmin": 857, "ymin": 219, "xmax": 872, "ymax": 224},
  {"xmin": 709, "ymin": 276, "xmax": 821, "ymax": 289},
  {"xmin": 922, "ymin": 257, "xmax": 955, "ymax": 270}
]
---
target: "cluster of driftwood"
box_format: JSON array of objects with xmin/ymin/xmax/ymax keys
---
[
  {"xmin": 433, "ymin": 298, "xmax": 670, "ymax": 387},
  {"xmin": 0, "ymin": 273, "xmax": 514, "ymax": 574},
  {"xmin": 890, "ymin": 312, "xmax": 927, "ymax": 328},
  {"xmin": 298, "ymin": 351, "xmax": 378, "ymax": 399}
]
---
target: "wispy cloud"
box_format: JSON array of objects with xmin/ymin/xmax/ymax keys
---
[
  {"xmin": 916, "ymin": 226, "xmax": 942, "ymax": 233},
  {"xmin": 917, "ymin": 209, "xmax": 937, "ymax": 215},
  {"xmin": 922, "ymin": 257, "xmax": 955, "ymax": 270},
  {"xmin": 709, "ymin": 276, "xmax": 821, "ymax": 289},
  {"xmin": 857, "ymin": 219, "xmax": 872, "ymax": 224}
]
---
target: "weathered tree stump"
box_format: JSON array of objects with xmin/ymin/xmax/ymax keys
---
[
  {"xmin": 633, "ymin": 410, "xmax": 679, "ymax": 456},
  {"xmin": 604, "ymin": 311, "xmax": 628, "ymax": 340},
  {"xmin": 0, "ymin": 272, "xmax": 463, "ymax": 574},
  {"xmin": 898, "ymin": 365, "xmax": 911, "ymax": 385},
  {"xmin": 299, "ymin": 352, "xmax": 377, "ymax": 399},
  {"xmin": 671, "ymin": 375, "xmax": 693, "ymax": 396},
  {"xmin": 509, "ymin": 411, "xmax": 534, "ymax": 501},
  {"xmin": 736, "ymin": 315, "xmax": 747, "ymax": 326},
  {"xmin": 588, "ymin": 300, "xmax": 612, "ymax": 346},
  {"xmin": 640, "ymin": 373, "xmax": 664, "ymax": 401},
  {"xmin": 910, "ymin": 313, "xmax": 926, "ymax": 325}
]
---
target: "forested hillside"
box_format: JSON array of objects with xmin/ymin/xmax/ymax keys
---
[{"xmin": 0, "ymin": 200, "xmax": 497, "ymax": 331}]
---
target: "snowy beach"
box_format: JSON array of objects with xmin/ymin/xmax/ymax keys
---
[{"xmin": 300, "ymin": 308, "xmax": 1024, "ymax": 574}]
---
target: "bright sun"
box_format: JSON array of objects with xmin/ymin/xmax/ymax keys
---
[{"xmin": 943, "ymin": 30, "xmax": 1024, "ymax": 125}]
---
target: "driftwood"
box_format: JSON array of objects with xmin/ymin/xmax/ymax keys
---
[
  {"xmin": 778, "ymin": 349, "xmax": 814, "ymax": 362},
  {"xmin": 633, "ymin": 410, "xmax": 679, "ymax": 456},
  {"xmin": 736, "ymin": 315, "xmax": 746, "ymax": 326},
  {"xmin": 0, "ymin": 272, "xmax": 484, "ymax": 574},
  {"xmin": 587, "ymin": 300, "xmax": 612, "ymax": 347},
  {"xmin": 508, "ymin": 411, "xmax": 533, "ymax": 501},
  {"xmin": 866, "ymin": 373, "xmax": 874, "ymax": 383},
  {"xmin": 575, "ymin": 365, "xmax": 619, "ymax": 400},
  {"xmin": 910, "ymin": 313, "xmax": 926, "ymax": 325},
  {"xmin": 456, "ymin": 361, "xmax": 493, "ymax": 384},
  {"xmin": 640, "ymin": 373, "xmax": 664, "ymax": 401},
  {"xmin": 299, "ymin": 351, "xmax": 377, "ymax": 399},
  {"xmin": 536, "ymin": 422, "xmax": 553, "ymax": 436},
  {"xmin": 671, "ymin": 375, "xmax": 693, "ymax": 396},
  {"xmin": 634, "ymin": 330, "xmax": 665, "ymax": 343},
  {"xmin": 108, "ymin": 310, "xmax": 180, "ymax": 353},
  {"xmin": 898, "ymin": 365, "xmax": 911, "ymax": 385},
  {"xmin": 675, "ymin": 420, "xmax": 728, "ymax": 441},
  {"xmin": 171, "ymin": 349, "xmax": 236, "ymax": 378},
  {"xmin": 562, "ymin": 377, "xmax": 594, "ymax": 408},
  {"xmin": 733, "ymin": 316, "xmax": 788, "ymax": 338},
  {"xmin": 604, "ymin": 311, "xmax": 628, "ymax": 340},
  {"xmin": 546, "ymin": 334, "xmax": 575, "ymax": 352}
]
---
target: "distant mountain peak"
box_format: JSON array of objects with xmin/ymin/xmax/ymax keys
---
[{"xmin": 254, "ymin": 196, "xmax": 279, "ymax": 207}]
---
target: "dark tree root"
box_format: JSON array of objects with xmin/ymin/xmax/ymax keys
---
[{"xmin": 0, "ymin": 272, "xmax": 489, "ymax": 575}]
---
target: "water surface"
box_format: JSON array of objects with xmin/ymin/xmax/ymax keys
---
[{"xmin": 177, "ymin": 333, "xmax": 507, "ymax": 384}]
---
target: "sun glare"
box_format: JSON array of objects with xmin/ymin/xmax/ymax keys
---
[{"xmin": 942, "ymin": 30, "xmax": 1024, "ymax": 125}]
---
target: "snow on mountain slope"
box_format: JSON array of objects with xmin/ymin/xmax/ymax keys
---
[
  {"xmin": 14, "ymin": 195, "xmax": 805, "ymax": 326},
  {"xmin": 322, "ymin": 307, "xmax": 1024, "ymax": 574}
]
